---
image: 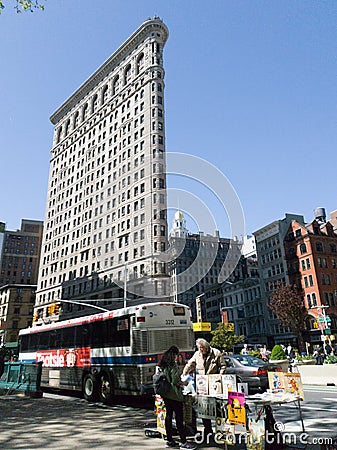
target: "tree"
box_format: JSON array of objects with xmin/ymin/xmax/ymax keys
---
[
  {"xmin": 269, "ymin": 284, "xmax": 307, "ymax": 353},
  {"xmin": 210, "ymin": 323, "xmax": 245, "ymax": 352},
  {"xmin": 0, "ymin": 0, "xmax": 45, "ymax": 14}
]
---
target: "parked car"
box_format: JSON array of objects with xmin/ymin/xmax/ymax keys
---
[{"xmin": 223, "ymin": 354, "xmax": 282, "ymax": 393}]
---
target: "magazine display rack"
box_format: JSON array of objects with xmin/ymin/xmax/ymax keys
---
[{"xmin": 194, "ymin": 372, "xmax": 305, "ymax": 449}]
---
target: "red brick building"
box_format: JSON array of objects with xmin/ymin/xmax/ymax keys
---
[{"xmin": 285, "ymin": 211, "xmax": 337, "ymax": 347}]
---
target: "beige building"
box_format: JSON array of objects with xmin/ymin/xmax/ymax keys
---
[
  {"xmin": 0, "ymin": 284, "xmax": 36, "ymax": 346},
  {"xmin": 34, "ymin": 18, "xmax": 170, "ymax": 323}
]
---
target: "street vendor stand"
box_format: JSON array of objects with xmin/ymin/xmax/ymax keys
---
[{"xmin": 193, "ymin": 371, "xmax": 305, "ymax": 449}]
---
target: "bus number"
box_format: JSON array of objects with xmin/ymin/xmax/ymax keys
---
[{"xmin": 166, "ymin": 319, "xmax": 174, "ymax": 325}]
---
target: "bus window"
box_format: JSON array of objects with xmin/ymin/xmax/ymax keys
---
[
  {"xmin": 62, "ymin": 326, "xmax": 76, "ymax": 348},
  {"xmin": 75, "ymin": 325, "xmax": 90, "ymax": 347},
  {"xmin": 39, "ymin": 331, "xmax": 50, "ymax": 349}
]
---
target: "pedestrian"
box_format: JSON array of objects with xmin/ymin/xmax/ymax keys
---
[
  {"xmin": 260, "ymin": 345, "xmax": 269, "ymax": 361},
  {"xmin": 159, "ymin": 346, "xmax": 196, "ymax": 450},
  {"xmin": 182, "ymin": 338, "xmax": 226, "ymax": 440},
  {"xmin": 241, "ymin": 344, "xmax": 249, "ymax": 355},
  {"xmin": 314, "ymin": 348, "xmax": 324, "ymax": 365},
  {"xmin": 286, "ymin": 343, "xmax": 294, "ymax": 359},
  {"xmin": 324, "ymin": 343, "xmax": 332, "ymax": 356}
]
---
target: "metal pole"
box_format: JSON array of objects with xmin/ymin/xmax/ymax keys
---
[{"xmin": 124, "ymin": 263, "xmax": 128, "ymax": 309}]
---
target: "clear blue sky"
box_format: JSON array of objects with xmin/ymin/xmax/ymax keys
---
[{"xmin": 1, "ymin": 0, "xmax": 336, "ymax": 237}]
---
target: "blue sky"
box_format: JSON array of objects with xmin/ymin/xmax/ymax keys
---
[{"xmin": 1, "ymin": 0, "xmax": 336, "ymax": 238}]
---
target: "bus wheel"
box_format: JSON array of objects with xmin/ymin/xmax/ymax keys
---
[
  {"xmin": 83, "ymin": 374, "xmax": 98, "ymax": 402},
  {"xmin": 99, "ymin": 372, "xmax": 114, "ymax": 403}
]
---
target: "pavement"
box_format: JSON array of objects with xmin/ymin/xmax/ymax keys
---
[
  {"xmin": 0, "ymin": 392, "xmax": 224, "ymax": 450},
  {"xmin": 0, "ymin": 389, "xmax": 335, "ymax": 449}
]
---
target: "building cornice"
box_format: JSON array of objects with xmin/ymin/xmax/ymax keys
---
[{"xmin": 50, "ymin": 17, "xmax": 168, "ymax": 125}]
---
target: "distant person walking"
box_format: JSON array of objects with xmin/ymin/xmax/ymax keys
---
[{"xmin": 241, "ymin": 344, "xmax": 249, "ymax": 355}]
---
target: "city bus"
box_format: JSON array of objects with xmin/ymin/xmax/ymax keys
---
[{"xmin": 18, "ymin": 302, "xmax": 194, "ymax": 402}]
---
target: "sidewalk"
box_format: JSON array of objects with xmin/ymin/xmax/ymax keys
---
[
  {"xmin": 1, "ymin": 392, "xmax": 334, "ymax": 449},
  {"xmin": 0, "ymin": 393, "xmax": 223, "ymax": 449}
]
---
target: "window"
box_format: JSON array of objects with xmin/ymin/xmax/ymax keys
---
[
  {"xmin": 299, "ymin": 243, "xmax": 307, "ymax": 254},
  {"xmin": 316, "ymin": 242, "xmax": 323, "ymax": 252},
  {"xmin": 124, "ymin": 64, "xmax": 131, "ymax": 84},
  {"xmin": 136, "ymin": 53, "xmax": 144, "ymax": 74},
  {"xmin": 113, "ymin": 75, "xmax": 119, "ymax": 95}
]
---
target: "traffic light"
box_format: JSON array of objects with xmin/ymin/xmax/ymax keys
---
[{"xmin": 48, "ymin": 303, "xmax": 59, "ymax": 315}]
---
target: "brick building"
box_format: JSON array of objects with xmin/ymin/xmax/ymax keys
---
[{"xmin": 285, "ymin": 208, "xmax": 337, "ymax": 347}]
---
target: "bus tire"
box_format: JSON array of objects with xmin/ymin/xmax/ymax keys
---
[
  {"xmin": 83, "ymin": 373, "xmax": 98, "ymax": 402},
  {"xmin": 99, "ymin": 371, "xmax": 114, "ymax": 403}
]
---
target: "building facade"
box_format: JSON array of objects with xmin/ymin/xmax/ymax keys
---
[
  {"xmin": 253, "ymin": 213, "xmax": 305, "ymax": 347},
  {"xmin": 0, "ymin": 219, "xmax": 43, "ymax": 346},
  {"xmin": 0, "ymin": 220, "xmax": 43, "ymax": 287},
  {"xmin": 0, "ymin": 285, "xmax": 36, "ymax": 346},
  {"xmin": 34, "ymin": 18, "xmax": 170, "ymax": 324},
  {"xmin": 285, "ymin": 208, "xmax": 337, "ymax": 346},
  {"xmin": 169, "ymin": 210, "xmax": 243, "ymax": 320}
]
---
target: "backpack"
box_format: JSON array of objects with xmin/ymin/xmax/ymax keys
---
[{"xmin": 153, "ymin": 367, "xmax": 172, "ymax": 397}]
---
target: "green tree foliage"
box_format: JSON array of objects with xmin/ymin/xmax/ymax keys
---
[
  {"xmin": 269, "ymin": 284, "xmax": 307, "ymax": 353},
  {"xmin": 210, "ymin": 323, "xmax": 244, "ymax": 352},
  {"xmin": 270, "ymin": 344, "xmax": 287, "ymax": 361},
  {"xmin": 0, "ymin": 0, "xmax": 45, "ymax": 14}
]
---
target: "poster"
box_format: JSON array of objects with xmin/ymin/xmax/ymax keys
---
[
  {"xmin": 268, "ymin": 372, "xmax": 286, "ymax": 393},
  {"xmin": 196, "ymin": 395, "xmax": 216, "ymax": 419},
  {"xmin": 155, "ymin": 395, "xmax": 166, "ymax": 434},
  {"xmin": 227, "ymin": 391, "xmax": 246, "ymax": 426},
  {"xmin": 215, "ymin": 418, "xmax": 235, "ymax": 446},
  {"xmin": 221, "ymin": 374, "xmax": 237, "ymax": 398},
  {"xmin": 196, "ymin": 374, "xmax": 208, "ymax": 395},
  {"xmin": 209, "ymin": 374, "xmax": 223, "ymax": 395},
  {"xmin": 238, "ymin": 382, "xmax": 249, "ymax": 395},
  {"xmin": 246, "ymin": 418, "xmax": 265, "ymax": 450},
  {"xmin": 284, "ymin": 373, "xmax": 304, "ymax": 400}
]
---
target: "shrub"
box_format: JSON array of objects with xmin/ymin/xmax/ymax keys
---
[
  {"xmin": 324, "ymin": 355, "xmax": 337, "ymax": 364},
  {"xmin": 270, "ymin": 345, "xmax": 287, "ymax": 360},
  {"xmin": 249, "ymin": 350, "xmax": 262, "ymax": 359},
  {"xmin": 296, "ymin": 354, "xmax": 314, "ymax": 362}
]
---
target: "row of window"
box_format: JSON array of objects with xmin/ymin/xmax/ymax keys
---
[
  {"xmin": 299, "ymin": 242, "xmax": 337, "ymax": 254},
  {"xmin": 55, "ymin": 53, "xmax": 148, "ymax": 143}
]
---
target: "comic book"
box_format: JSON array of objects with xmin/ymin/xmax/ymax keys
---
[{"xmin": 209, "ymin": 374, "xmax": 223, "ymax": 395}]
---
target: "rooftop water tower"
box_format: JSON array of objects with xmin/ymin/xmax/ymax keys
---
[{"xmin": 314, "ymin": 207, "xmax": 326, "ymax": 223}]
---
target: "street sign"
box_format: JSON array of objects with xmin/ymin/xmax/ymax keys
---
[
  {"xmin": 317, "ymin": 317, "xmax": 325, "ymax": 322},
  {"xmin": 325, "ymin": 328, "xmax": 332, "ymax": 335},
  {"xmin": 326, "ymin": 316, "xmax": 332, "ymax": 323},
  {"xmin": 193, "ymin": 322, "xmax": 211, "ymax": 332},
  {"xmin": 226, "ymin": 322, "xmax": 234, "ymax": 332}
]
